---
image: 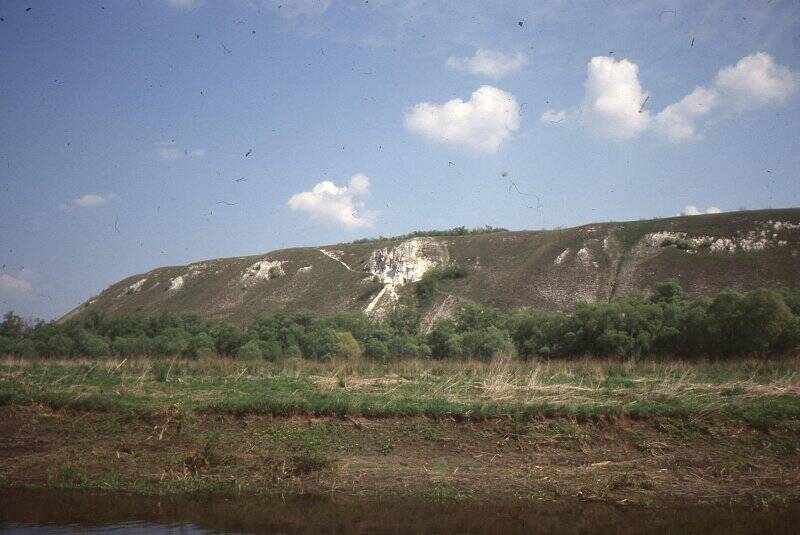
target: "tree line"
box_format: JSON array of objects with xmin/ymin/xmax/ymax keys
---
[{"xmin": 1, "ymin": 280, "xmax": 799, "ymax": 360}]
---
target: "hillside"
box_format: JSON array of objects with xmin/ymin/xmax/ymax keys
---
[{"xmin": 61, "ymin": 208, "xmax": 800, "ymax": 326}]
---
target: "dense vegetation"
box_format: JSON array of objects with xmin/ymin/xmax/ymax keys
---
[{"xmin": 1, "ymin": 280, "xmax": 799, "ymax": 360}]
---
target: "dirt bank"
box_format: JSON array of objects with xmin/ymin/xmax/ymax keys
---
[{"xmin": 1, "ymin": 404, "xmax": 798, "ymax": 508}]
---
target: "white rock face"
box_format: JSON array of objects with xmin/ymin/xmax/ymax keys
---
[
  {"xmin": 366, "ymin": 238, "xmax": 440, "ymax": 285},
  {"xmin": 168, "ymin": 275, "xmax": 185, "ymax": 292},
  {"xmin": 125, "ymin": 278, "xmax": 147, "ymax": 295},
  {"xmin": 242, "ymin": 259, "xmax": 286, "ymax": 282},
  {"xmin": 297, "ymin": 265, "xmax": 312, "ymax": 274},
  {"xmin": 554, "ymin": 249, "xmax": 569, "ymax": 265},
  {"xmin": 363, "ymin": 237, "xmax": 446, "ymax": 317},
  {"xmin": 644, "ymin": 222, "xmax": 795, "ymax": 254}
]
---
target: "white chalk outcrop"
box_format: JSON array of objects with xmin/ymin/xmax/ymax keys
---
[
  {"xmin": 644, "ymin": 221, "xmax": 797, "ymax": 254},
  {"xmin": 554, "ymin": 249, "xmax": 570, "ymax": 265},
  {"xmin": 242, "ymin": 259, "xmax": 286, "ymax": 283},
  {"xmin": 167, "ymin": 275, "xmax": 185, "ymax": 292},
  {"xmin": 363, "ymin": 237, "xmax": 447, "ymax": 318},
  {"xmin": 123, "ymin": 278, "xmax": 147, "ymax": 296}
]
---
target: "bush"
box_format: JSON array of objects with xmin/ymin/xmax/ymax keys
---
[
  {"xmin": 78, "ymin": 332, "xmax": 110, "ymax": 357},
  {"xmin": 459, "ymin": 326, "xmax": 512, "ymax": 360},
  {"xmin": 213, "ymin": 322, "xmax": 247, "ymax": 356},
  {"xmin": 189, "ymin": 332, "xmax": 217, "ymax": 358},
  {"xmin": 334, "ymin": 331, "xmax": 362, "ymax": 359},
  {"xmin": 151, "ymin": 328, "xmax": 189, "ymax": 356},
  {"xmin": 45, "ymin": 334, "xmax": 75, "ymax": 357},
  {"xmin": 387, "ymin": 335, "xmax": 425, "ymax": 358},
  {"xmin": 364, "ymin": 338, "xmax": 389, "ymax": 360},
  {"xmin": 237, "ymin": 340, "xmax": 263, "ymax": 360},
  {"xmin": 301, "ymin": 326, "xmax": 338, "ymax": 360},
  {"xmin": 111, "ymin": 336, "xmax": 151, "ymax": 357},
  {"xmin": 260, "ymin": 340, "xmax": 284, "ymax": 361}
]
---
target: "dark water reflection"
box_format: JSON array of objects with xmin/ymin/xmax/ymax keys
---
[{"xmin": 2, "ymin": 488, "xmax": 799, "ymax": 534}]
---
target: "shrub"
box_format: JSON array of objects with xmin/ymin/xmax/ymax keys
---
[
  {"xmin": 301, "ymin": 326, "xmax": 338, "ymax": 360},
  {"xmin": 45, "ymin": 334, "xmax": 75, "ymax": 357},
  {"xmin": 387, "ymin": 335, "xmax": 425, "ymax": 358},
  {"xmin": 260, "ymin": 340, "xmax": 284, "ymax": 361},
  {"xmin": 151, "ymin": 328, "xmax": 189, "ymax": 356},
  {"xmin": 111, "ymin": 336, "xmax": 151, "ymax": 357},
  {"xmin": 459, "ymin": 326, "xmax": 512, "ymax": 360},
  {"xmin": 189, "ymin": 332, "xmax": 217, "ymax": 358},
  {"xmin": 214, "ymin": 322, "xmax": 247, "ymax": 356},
  {"xmin": 78, "ymin": 333, "xmax": 110, "ymax": 357},
  {"xmin": 334, "ymin": 331, "xmax": 362, "ymax": 359},
  {"xmin": 364, "ymin": 338, "xmax": 389, "ymax": 359},
  {"xmin": 237, "ymin": 340, "xmax": 263, "ymax": 360}
]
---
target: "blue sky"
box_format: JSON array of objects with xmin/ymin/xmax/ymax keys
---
[{"xmin": 1, "ymin": 0, "xmax": 799, "ymax": 319}]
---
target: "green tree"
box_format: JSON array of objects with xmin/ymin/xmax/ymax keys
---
[
  {"xmin": 334, "ymin": 331, "xmax": 362, "ymax": 359},
  {"xmin": 237, "ymin": 339, "xmax": 263, "ymax": 360}
]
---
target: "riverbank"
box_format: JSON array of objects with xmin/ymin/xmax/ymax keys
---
[{"xmin": 1, "ymin": 356, "xmax": 799, "ymax": 507}]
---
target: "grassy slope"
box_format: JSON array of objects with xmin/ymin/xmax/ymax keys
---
[{"xmin": 61, "ymin": 208, "xmax": 800, "ymax": 324}]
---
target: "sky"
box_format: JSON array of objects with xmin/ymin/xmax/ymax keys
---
[{"xmin": 1, "ymin": 0, "xmax": 799, "ymax": 320}]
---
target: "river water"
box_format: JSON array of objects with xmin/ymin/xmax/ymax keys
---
[{"xmin": 2, "ymin": 488, "xmax": 799, "ymax": 534}]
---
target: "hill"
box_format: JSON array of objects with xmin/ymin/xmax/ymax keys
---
[{"xmin": 61, "ymin": 208, "xmax": 800, "ymax": 326}]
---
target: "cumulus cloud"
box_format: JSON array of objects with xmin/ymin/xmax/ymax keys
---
[
  {"xmin": 288, "ymin": 173, "xmax": 378, "ymax": 229},
  {"xmin": 681, "ymin": 205, "xmax": 723, "ymax": 216},
  {"xmin": 165, "ymin": 0, "xmax": 202, "ymax": 10},
  {"xmin": 276, "ymin": 0, "xmax": 332, "ymax": 17},
  {"xmin": 654, "ymin": 86, "xmax": 718, "ymax": 141},
  {"xmin": 446, "ymin": 49, "xmax": 527, "ymax": 79},
  {"xmin": 404, "ymin": 85, "xmax": 520, "ymax": 153},
  {"xmin": 553, "ymin": 53, "xmax": 796, "ymax": 142},
  {"xmin": 0, "ymin": 269, "xmax": 35, "ymax": 293},
  {"xmin": 156, "ymin": 142, "xmax": 206, "ymax": 162},
  {"xmin": 581, "ymin": 56, "xmax": 651, "ymax": 139},
  {"xmin": 715, "ymin": 53, "xmax": 797, "ymax": 111},
  {"xmin": 540, "ymin": 109, "xmax": 567, "ymax": 124},
  {"xmin": 655, "ymin": 53, "xmax": 796, "ymax": 141}
]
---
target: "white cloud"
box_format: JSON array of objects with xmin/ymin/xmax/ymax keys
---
[
  {"xmin": 446, "ymin": 49, "xmax": 527, "ymax": 79},
  {"xmin": 557, "ymin": 53, "xmax": 796, "ymax": 142},
  {"xmin": 156, "ymin": 142, "xmax": 206, "ymax": 162},
  {"xmin": 73, "ymin": 194, "xmax": 109, "ymax": 208},
  {"xmin": 540, "ymin": 109, "xmax": 567, "ymax": 124},
  {"xmin": 656, "ymin": 53, "xmax": 796, "ymax": 141},
  {"xmin": 714, "ymin": 53, "xmax": 797, "ymax": 111},
  {"xmin": 60, "ymin": 193, "xmax": 117, "ymax": 211},
  {"xmin": 288, "ymin": 173, "xmax": 378, "ymax": 229},
  {"xmin": 1, "ymin": 269, "xmax": 35, "ymax": 293},
  {"xmin": 404, "ymin": 85, "xmax": 520, "ymax": 153},
  {"xmin": 655, "ymin": 86, "xmax": 718, "ymax": 141},
  {"xmin": 165, "ymin": 0, "xmax": 202, "ymax": 10},
  {"xmin": 581, "ymin": 56, "xmax": 651, "ymax": 139},
  {"xmin": 277, "ymin": 0, "xmax": 332, "ymax": 17},
  {"xmin": 681, "ymin": 205, "xmax": 723, "ymax": 216}
]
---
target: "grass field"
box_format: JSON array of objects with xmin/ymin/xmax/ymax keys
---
[
  {"xmin": 2, "ymin": 356, "xmax": 800, "ymax": 426},
  {"xmin": 1, "ymin": 355, "xmax": 799, "ymax": 506}
]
